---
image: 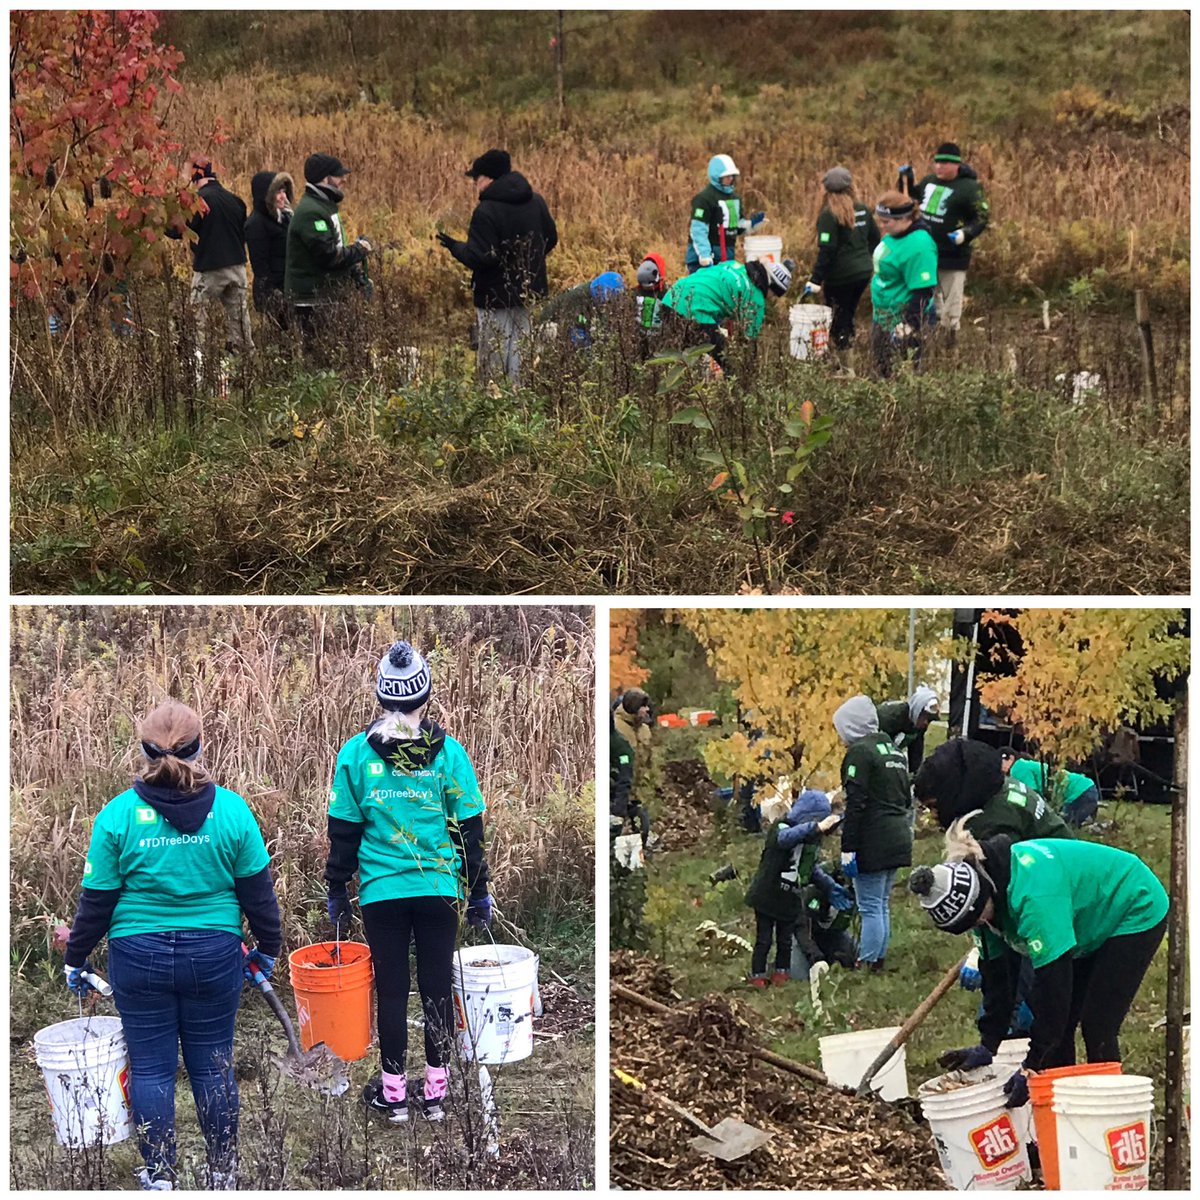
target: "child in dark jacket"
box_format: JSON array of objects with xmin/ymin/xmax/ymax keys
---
[{"xmin": 745, "ymin": 789, "xmax": 843, "ymax": 985}]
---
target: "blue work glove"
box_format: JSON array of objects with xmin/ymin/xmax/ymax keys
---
[
  {"xmin": 959, "ymin": 947, "xmax": 982, "ymax": 991},
  {"xmin": 803, "ymin": 281, "xmax": 821, "ymax": 297},
  {"xmin": 947, "ymin": 229, "xmax": 966, "ymax": 246},
  {"xmin": 1003, "ymin": 1069, "xmax": 1030, "ymax": 1108},
  {"xmin": 327, "ymin": 886, "xmax": 353, "ymax": 936},
  {"xmin": 828, "ymin": 883, "xmax": 854, "ymax": 912},
  {"xmin": 839, "ymin": 851, "xmax": 858, "ymax": 879},
  {"xmin": 243, "ymin": 948, "xmax": 276, "ymax": 985},
  {"xmin": 937, "ymin": 1044, "xmax": 994, "ymax": 1071},
  {"xmin": 467, "ymin": 894, "xmax": 493, "ymax": 929},
  {"xmin": 1008, "ymin": 999, "xmax": 1035, "ymax": 1036},
  {"xmin": 64, "ymin": 962, "xmax": 96, "ymax": 998}
]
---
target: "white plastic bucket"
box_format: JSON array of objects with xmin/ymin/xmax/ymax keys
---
[
  {"xmin": 33, "ymin": 1016, "xmax": 133, "ymax": 1148},
  {"xmin": 991, "ymin": 1039, "xmax": 1035, "ymax": 1145},
  {"xmin": 818, "ymin": 1026, "xmax": 908, "ymax": 1101},
  {"xmin": 1053, "ymin": 1073, "xmax": 1154, "ymax": 1191},
  {"xmin": 743, "ymin": 234, "xmax": 783, "ymax": 264},
  {"xmin": 920, "ymin": 1069, "xmax": 1032, "ymax": 1190},
  {"xmin": 789, "ymin": 304, "xmax": 832, "ymax": 360},
  {"xmin": 452, "ymin": 944, "xmax": 538, "ymax": 1064}
]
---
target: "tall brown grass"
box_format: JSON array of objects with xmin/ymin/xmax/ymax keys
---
[{"xmin": 9, "ymin": 605, "xmax": 595, "ymax": 956}]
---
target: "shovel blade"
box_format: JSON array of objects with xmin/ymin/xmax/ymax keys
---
[
  {"xmin": 275, "ymin": 1040, "xmax": 350, "ymax": 1097},
  {"xmin": 688, "ymin": 1117, "xmax": 771, "ymax": 1161}
]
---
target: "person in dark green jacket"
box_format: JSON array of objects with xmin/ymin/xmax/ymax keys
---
[
  {"xmin": 870, "ymin": 191, "xmax": 939, "ymax": 378},
  {"xmin": 898, "ymin": 142, "xmax": 989, "ymax": 339},
  {"xmin": 284, "ymin": 153, "xmax": 374, "ymax": 344},
  {"xmin": 1001, "ymin": 750, "xmax": 1100, "ymax": 828},
  {"xmin": 745, "ymin": 789, "xmax": 844, "ymax": 984},
  {"xmin": 684, "ymin": 154, "xmax": 765, "ymax": 273},
  {"xmin": 803, "ymin": 166, "xmax": 880, "ymax": 353},
  {"xmin": 833, "ymin": 695, "xmax": 913, "ymax": 970},
  {"xmin": 912, "ymin": 830, "xmax": 1168, "ymax": 1107},
  {"xmin": 660, "ymin": 258, "xmax": 793, "ymax": 368},
  {"xmin": 877, "ymin": 685, "xmax": 939, "ymax": 773}
]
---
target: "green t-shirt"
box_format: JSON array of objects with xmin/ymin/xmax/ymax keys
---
[
  {"xmin": 82, "ymin": 786, "xmax": 270, "ymax": 939},
  {"xmin": 662, "ymin": 260, "xmax": 766, "ymax": 338},
  {"xmin": 986, "ymin": 838, "xmax": 1169, "ymax": 968},
  {"xmin": 328, "ymin": 731, "xmax": 486, "ymax": 905},
  {"xmin": 870, "ymin": 227, "xmax": 938, "ymax": 330},
  {"xmin": 1008, "ymin": 759, "xmax": 1095, "ymax": 806}
]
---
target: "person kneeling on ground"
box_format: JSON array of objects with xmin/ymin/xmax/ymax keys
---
[
  {"xmin": 911, "ymin": 822, "xmax": 1168, "ymax": 1107},
  {"xmin": 745, "ymin": 788, "xmax": 844, "ymax": 986},
  {"xmin": 634, "ymin": 253, "xmax": 670, "ymax": 337},
  {"xmin": 797, "ymin": 856, "xmax": 857, "ymax": 971},
  {"xmin": 1001, "ymin": 749, "xmax": 1101, "ymax": 828},
  {"xmin": 325, "ymin": 641, "xmax": 491, "ymax": 1125},
  {"xmin": 660, "ymin": 257, "xmax": 794, "ymax": 371},
  {"xmin": 869, "ymin": 191, "xmax": 938, "ymax": 377},
  {"xmin": 538, "ymin": 271, "xmax": 626, "ymax": 349}
]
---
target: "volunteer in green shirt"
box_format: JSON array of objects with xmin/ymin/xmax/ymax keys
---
[
  {"xmin": 63, "ymin": 700, "xmax": 281, "ymax": 1191},
  {"xmin": 1002, "ymin": 749, "xmax": 1100, "ymax": 828},
  {"xmin": 833, "ymin": 694, "xmax": 914, "ymax": 971},
  {"xmin": 660, "ymin": 257, "xmax": 794, "ymax": 369},
  {"xmin": 325, "ymin": 641, "xmax": 490, "ymax": 1125},
  {"xmin": 912, "ymin": 830, "xmax": 1169, "ymax": 1107},
  {"xmin": 869, "ymin": 191, "xmax": 938, "ymax": 378},
  {"xmin": 803, "ymin": 166, "xmax": 880, "ymax": 356}
]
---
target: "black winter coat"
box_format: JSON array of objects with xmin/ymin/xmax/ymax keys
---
[
  {"xmin": 448, "ymin": 172, "xmax": 558, "ymax": 309},
  {"xmin": 244, "ymin": 170, "xmax": 293, "ymax": 312},
  {"xmin": 175, "ymin": 179, "xmax": 247, "ymax": 272},
  {"xmin": 839, "ymin": 733, "xmax": 913, "ymax": 873}
]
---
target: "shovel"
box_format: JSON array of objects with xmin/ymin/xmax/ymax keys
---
[
  {"xmin": 244, "ymin": 958, "xmax": 349, "ymax": 1097},
  {"xmin": 613, "ymin": 1068, "xmax": 771, "ymax": 1162}
]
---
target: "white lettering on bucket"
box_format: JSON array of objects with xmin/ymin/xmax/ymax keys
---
[
  {"xmin": 971, "ymin": 1113, "xmax": 1020, "ymax": 1169},
  {"xmin": 1106, "ymin": 1122, "xmax": 1148, "ymax": 1173}
]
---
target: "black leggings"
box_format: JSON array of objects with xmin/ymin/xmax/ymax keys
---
[
  {"xmin": 361, "ymin": 895, "xmax": 459, "ymax": 1073},
  {"xmin": 823, "ymin": 278, "xmax": 870, "ymax": 350},
  {"xmin": 1042, "ymin": 917, "xmax": 1168, "ymax": 1067},
  {"xmin": 752, "ymin": 911, "xmax": 793, "ymax": 975}
]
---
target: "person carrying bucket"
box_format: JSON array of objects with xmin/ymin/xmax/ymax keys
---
[
  {"xmin": 61, "ymin": 700, "xmax": 281, "ymax": 1190},
  {"xmin": 802, "ymin": 166, "xmax": 880, "ymax": 368},
  {"xmin": 910, "ymin": 823, "xmax": 1168, "ymax": 1109},
  {"xmin": 325, "ymin": 641, "xmax": 491, "ymax": 1125},
  {"xmin": 684, "ymin": 154, "xmax": 765, "ymax": 273},
  {"xmin": 743, "ymin": 788, "xmax": 847, "ymax": 986},
  {"xmin": 832, "ymin": 695, "xmax": 913, "ymax": 972},
  {"xmin": 868, "ymin": 191, "xmax": 938, "ymax": 377}
]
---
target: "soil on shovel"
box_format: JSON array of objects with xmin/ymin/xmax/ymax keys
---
[
  {"xmin": 610, "ymin": 954, "xmax": 947, "ymax": 1191},
  {"xmin": 654, "ymin": 759, "xmax": 718, "ymax": 852}
]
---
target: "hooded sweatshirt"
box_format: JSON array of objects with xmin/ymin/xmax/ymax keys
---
[
  {"xmin": 446, "ymin": 171, "xmax": 558, "ymax": 309},
  {"xmin": 745, "ymin": 789, "xmax": 831, "ymax": 921},
  {"xmin": 686, "ymin": 155, "xmax": 744, "ymax": 269},
  {"xmin": 877, "ymin": 686, "xmax": 938, "ymax": 771},
  {"xmin": 64, "ymin": 778, "xmax": 277, "ymax": 966},
  {"xmin": 284, "ymin": 181, "xmax": 369, "ymax": 304},
  {"xmin": 835, "ymin": 696, "xmax": 913, "ymax": 872},
  {"xmin": 325, "ymin": 718, "xmax": 488, "ymax": 905},
  {"xmin": 244, "ymin": 169, "xmax": 294, "ymax": 310},
  {"xmin": 902, "ymin": 163, "xmax": 989, "ymax": 270}
]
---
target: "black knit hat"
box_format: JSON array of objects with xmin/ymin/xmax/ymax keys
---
[
  {"xmin": 376, "ymin": 642, "xmax": 432, "ymax": 712},
  {"xmin": 621, "ymin": 687, "xmax": 650, "ymax": 715},
  {"xmin": 191, "ymin": 158, "xmax": 216, "ymax": 183},
  {"xmin": 910, "ymin": 861, "xmax": 993, "ymax": 935},
  {"xmin": 913, "ymin": 739, "xmax": 1005, "ymax": 829},
  {"xmin": 304, "ymin": 153, "xmax": 350, "ymax": 184},
  {"xmin": 934, "ymin": 141, "xmax": 963, "ymax": 163},
  {"xmin": 466, "ymin": 149, "xmax": 511, "ymax": 180}
]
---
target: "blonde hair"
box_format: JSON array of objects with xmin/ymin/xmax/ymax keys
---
[
  {"xmin": 138, "ymin": 699, "xmax": 211, "ymax": 793},
  {"xmin": 816, "ymin": 186, "xmax": 859, "ymax": 230}
]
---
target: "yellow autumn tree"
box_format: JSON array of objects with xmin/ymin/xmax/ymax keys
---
[
  {"xmin": 678, "ymin": 608, "xmax": 954, "ymax": 796},
  {"xmin": 610, "ymin": 609, "xmax": 650, "ymax": 696},
  {"xmin": 976, "ymin": 609, "xmax": 1189, "ymax": 764}
]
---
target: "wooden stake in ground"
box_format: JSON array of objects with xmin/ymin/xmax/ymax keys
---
[
  {"xmin": 1134, "ymin": 289, "xmax": 1159, "ymax": 407},
  {"xmin": 1163, "ymin": 691, "xmax": 1188, "ymax": 1189}
]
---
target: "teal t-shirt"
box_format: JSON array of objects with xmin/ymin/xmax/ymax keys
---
[
  {"xmin": 82, "ymin": 785, "xmax": 270, "ymax": 938},
  {"xmin": 987, "ymin": 838, "xmax": 1168, "ymax": 968},
  {"xmin": 1008, "ymin": 759, "xmax": 1095, "ymax": 806},
  {"xmin": 662, "ymin": 260, "xmax": 767, "ymax": 338},
  {"xmin": 328, "ymin": 731, "xmax": 486, "ymax": 904},
  {"xmin": 870, "ymin": 227, "xmax": 938, "ymax": 330}
]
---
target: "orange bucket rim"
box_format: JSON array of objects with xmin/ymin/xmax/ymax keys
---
[{"xmin": 289, "ymin": 940, "xmax": 372, "ymax": 969}]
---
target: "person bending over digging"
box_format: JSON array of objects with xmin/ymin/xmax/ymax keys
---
[
  {"xmin": 62, "ymin": 700, "xmax": 281, "ymax": 1190},
  {"xmin": 659, "ymin": 257, "xmax": 794, "ymax": 371},
  {"xmin": 1000, "ymin": 748, "xmax": 1101, "ymax": 828},
  {"xmin": 876, "ymin": 685, "xmax": 939, "ymax": 773},
  {"xmin": 911, "ymin": 824, "xmax": 1168, "ymax": 1108},
  {"xmin": 325, "ymin": 641, "xmax": 491, "ymax": 1124},
  {"xmin": 744, "ymin": 789, "xmax": 845, "ymax": 986}
]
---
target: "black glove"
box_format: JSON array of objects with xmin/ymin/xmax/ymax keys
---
[
  {"xmin": 327, "ymin": 886, "xmax": 353, "ymax": 936},
  {"xmin": 1003, "ymin": 1069, "xmax": 1030, "ymax": 1108},
  {"xmin": 937, "ymin": 1044, "xmax": 994, "ymax": 1071},
  {"xmin": 436, "ymin": 231, "xmax": 458, "ymax": 252}
]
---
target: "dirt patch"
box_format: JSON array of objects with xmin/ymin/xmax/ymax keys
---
[
  {"xmin": 536, "ymin": 981, "xmax": 594, "ymax": 1040},
  {"xmin": 609, "ymin": 955, "xmax": 947, "ymax": 1190},
  {"xmin": 654, "ymin": 759, "xmax": 717, "ymax": 852}
]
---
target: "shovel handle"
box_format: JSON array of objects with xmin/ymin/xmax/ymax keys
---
[
  {"xmin": 854, "ymin": 952, "xmax": 968, "ymax": 1098},
  {"xmin": 247, "ymin": 969, "xmax": 305, "ymax": 1060},
  {"xmin": 613, "ymin": 1069, "xmax": 715, "ymax": 1138}
]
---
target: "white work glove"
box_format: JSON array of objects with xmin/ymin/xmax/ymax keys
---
[
  {"xmin": 947, "ymin": 229, "xmax": 966, "ymax": 246},
  {"xmin": 357, "ymin": 237, "xmax": 374, "ymax": 253},
  {"xmin": 803, "ymin": 281, "xmax": 821, "ymax": 297},
  {"xmin": 698, "ymin": 256, "xmax": 713, "ymax": 268},
  {"xmin": 817, "ymin": 813, "xmax": 842, "ymax": 833},
  {"xmin": 893, "ymin": 322, "xmax": 915, "ymax": 340}
]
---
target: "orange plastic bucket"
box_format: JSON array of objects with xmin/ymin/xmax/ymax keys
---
[
  {"xmin": 1029, "ymin": 1062, "xmax": 1121, "ymax": 1188},
  {"xmin": 287, "ymin": 941, "xmax": 374, "ymax": 1062}
]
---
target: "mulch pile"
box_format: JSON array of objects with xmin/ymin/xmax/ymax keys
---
[
  {"xmin": 654, "ymin": 758, "xmax": 717, "ymax": 852},
  {"xmin": 610, "ymin": 953, "xmax": 947, "ymax": 1191},
  {"xmin": 537, "ymin": 979, "xmax": 594, "ymax": 1039}
]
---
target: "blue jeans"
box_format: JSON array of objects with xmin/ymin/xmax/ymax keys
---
[
  {"xmin": 108, "ymin": 930, "xmax": 243, "ymax": 1180},
  {"xmin": 853, "ymin": 869, "xmax": 897, "ymax": 963},
  {"xmin": 1064, "ymin": 785, "xmax": 1100, "ymax": 827}
]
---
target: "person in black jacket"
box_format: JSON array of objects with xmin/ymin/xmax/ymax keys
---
[
  {"xmin": 437, "ymin": 149, "xmax": 558, "ymax": 387},
  {"xmin": 169, "ymin": 158, "xmax": 253, "ymax": 353},
  {"xmin": 244, "ymin": 170, "xmax": 294, "ymax": 328}
]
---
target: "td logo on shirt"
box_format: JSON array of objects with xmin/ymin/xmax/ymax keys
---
[
  {"xmin": 969, "ymin": 1113, "xmax": 1020, "ymax": 1170},
  {"xmin": 1106, "ymin": 1121, "xmax": 1148, "ymax": 1173},
  {"xmin": 135, "ymin": 806, "xmax": 157, "ymax": 824}
]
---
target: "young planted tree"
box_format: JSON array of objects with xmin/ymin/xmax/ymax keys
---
[{"xmin": 9, "ymin": 10, "xmax": 199, "ymax": 329}]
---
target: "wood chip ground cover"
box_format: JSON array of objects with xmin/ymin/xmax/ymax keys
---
[
  {"xmin": 654, "ymin": 760, "xmax": 718, "ymax": 853},
  {"xmin": 610, "ymin": 954, "xmax": 946, "ymax": 1190}
]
